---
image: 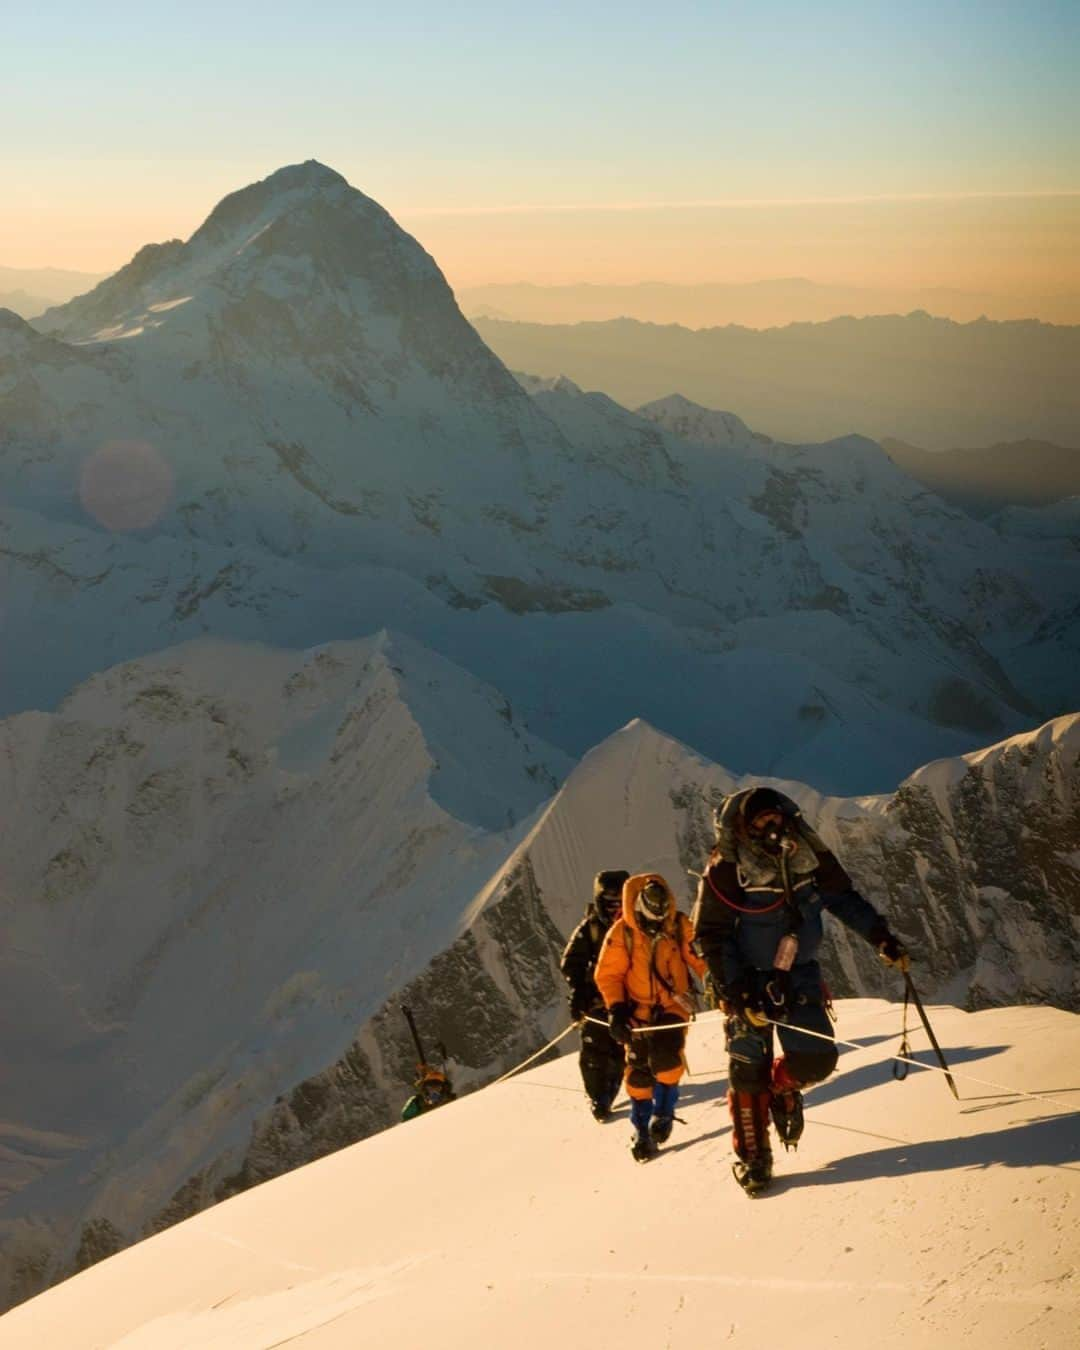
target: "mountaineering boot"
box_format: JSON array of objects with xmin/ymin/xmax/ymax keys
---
[
  {"xmin": 590, "ymin": 1088, "xmax": 614, "ymax": 1122},
  {"xmin": 728, "ymin": 1088, "xmax": 774, "ymax": 1195},
  {"xmin": 732, "ymin": 1155, "xmax": 773, "ymax": 1195},
  {"xmin": 631, "ymin": 1132, "xmax": 658, "ymax": 1162},
  {"xmin": 769, "ymin": 1058, "xmax": 804, "ymax": 1150},
  {"xmin": 648, "ymin": 1081, "xmax": 679, "ymax": 1144},
  {"xmin": 629, "ymin": 1095, "xmax": 657, "ymax": 1162}
]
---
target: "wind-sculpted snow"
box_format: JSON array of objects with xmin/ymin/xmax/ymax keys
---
[{"xmin": 0, "ymin": 163, "xmax": 1076, "ymax": 795}]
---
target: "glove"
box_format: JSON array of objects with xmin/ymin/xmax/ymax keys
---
[
  {"xmin": 569, "ymin": 989, "xmax": 590, "ymax": 1022},
  {"xmin": 877, "ymin": 932, "xmax": 910, "ymax": 972},
  {"xmin": 608, "ymin": 1001, "xmax": 633, "ymax": 1045},
  {"xmin": 721, "ymin": 979, "xmax": 770, "ymax": 1028}
]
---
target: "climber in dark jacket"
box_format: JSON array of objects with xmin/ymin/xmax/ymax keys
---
[
  {"xmin": 560, "ymin": 869, "xmax": 630, "ymax": 1121},
  {"xmin": 693, "ymin": 787, "xmax": 908, "ymax": 1195}
]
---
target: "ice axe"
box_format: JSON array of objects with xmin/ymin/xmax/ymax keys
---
[
  {"xmin": 892, "ymin": 971, "xmax": 959, "ymax": 1099},
  {"xmin": 401, "ymin": 1004, "xmax": 429, "ymax": 1071}
]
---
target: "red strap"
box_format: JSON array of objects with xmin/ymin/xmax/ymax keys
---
[{"xmin": 705, "ymin": 864, "xmax": 785, "ymax": 915}]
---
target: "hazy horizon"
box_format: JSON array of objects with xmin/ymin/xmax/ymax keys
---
[
  {"xmin": 3, "ymin": 189, "xmax": 1078, "ymax": 309},
  {"xmin": 6, "ymin": 256, "xmax": 1080, "ymax": 328},
  {"xmin": 4, "ymin": 2, "xmax": 1077, "ymax": 308}
]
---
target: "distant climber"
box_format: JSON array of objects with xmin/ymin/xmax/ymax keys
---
[
  {"xmin": 595, "ymin": 873, "xmax": 706, "ymax": 1161},
  {"xmin": 560, "ymin": 869, "xmax": 630, "ymax": 1120},
  {"xmin": 693, "ymin": 787, "xmax": 909, "ymax": 1194},
  {"xmin": 400, "ymin": 1065, "xmax": 456, "ymax": 1121},
  {"xmin": 398, "ymin": 1005, "xmax": 457, "ymax": 1122}
]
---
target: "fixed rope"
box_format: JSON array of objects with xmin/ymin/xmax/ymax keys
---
[
  {"xmin": 583, "ymin": 1011, "xmax": 716, "ymax": 1034},
  {"xmin": 490, "ymin": 1022, "xmax": 580, "ymax": 1086},
  {"xmin": 581, "ymin": 1010, "xmax": 1077, "ymax": 1114},
  {"xmin": 761, "ymin": 1014, "xmax": 1079, "ymax": 1114},
  {"xmin": 497, "ymin": 1007, "xmax": 1077, "ymax": 1116}
]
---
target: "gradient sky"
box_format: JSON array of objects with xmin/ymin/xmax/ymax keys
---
[{"xmin": 4, "ymin": 1, "xmax": 1078, "ymax": 293}]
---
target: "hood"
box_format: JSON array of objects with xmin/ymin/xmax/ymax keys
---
[
  {"xmin": 622, "ymin": 872, "xmax": 677, "ymax": 934},
  {"xmin": 712, "ymin": 787, "xmax": 803, "ymax": 860},
  {"xmin": 589, "ymin": 868, "xmax": 630, "ymax": 924}
]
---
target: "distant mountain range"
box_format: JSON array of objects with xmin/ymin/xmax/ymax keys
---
[
  {"xmin": 0, "ymin": 266, "xmax": 106, "ymax": 319},
  {"xmin": 472, "ymin": 313, "xmax": 1080, "ymax": 450},
  {"xmin": 4, "ymin": 163, "xmax": 1076, "ymax": 790},
  {"xmin": 1, "ymin": 159, "xmax": 1078, "ymax": 1315},
  {"xmin": 882, "ymin": 438, "xmax": 1080, "ymax": 516},
  {"xmin": 461, "ymin": 278, "xmax": 1080, "ymax": 328}
]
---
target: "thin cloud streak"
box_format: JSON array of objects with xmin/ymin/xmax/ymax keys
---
[{"xmin": 400, "ymin": 189, "xmax": 1080, "ymax": 218}]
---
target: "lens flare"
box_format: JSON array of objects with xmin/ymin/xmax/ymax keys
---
[{"xmin": 79, "ymin": 441, "xmax": 173, "ymax": 531}]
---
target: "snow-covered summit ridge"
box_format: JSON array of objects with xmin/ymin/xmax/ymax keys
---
[
  {"xmin": 906, "ymin": 708, "xmax": 1080, "ymax": 790},
  {"xmin": 636, "ymin": 391, "xmax": 766, "ymax": 451},
  {"xmin": 1, "ymin": 642, "xmax": 1075, "ymax": 1312},
  {"xmin": 2, "ymin": 1002, "xmax": 1075, "ymax": 1350},
  {"xmin": 3, "ymin": 162, "xmax": 1077, "ymax": 795},
  {"xmin": 35, "ymin": 160, "xmax": 444, "ymax": 348}
]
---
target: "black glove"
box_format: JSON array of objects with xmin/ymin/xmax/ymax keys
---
[
  {"xmin": 569, "ymin": 989, "xmax": 590, "ymax": 1022},
  {"xmin": 608, "ymin": 1001, "xmax": 633, "ymax": 1045},
  {"xmin": 722, "ymin": 978, "xmax": 769, "ymax": 1028},
  {"xmin": 876, "ymin": 931, "xmax": 910, "ymax": 971}
]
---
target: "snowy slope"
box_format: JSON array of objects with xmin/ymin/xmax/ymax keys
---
[
  {"xmin": 512, "ymin": 380, "xmax": 1074, "ymax": 773},
  {"xmin": 637, "ymin": 390, "xmax": 768, "ymax": 450},
  {"xmin": 2, "ymin": 669, "xmax": 1076, "ymax": 1312},
  {"xmin": 1, "ymin": 1001, "xmax": 1076, "ymax": 1350},
  {"xmin": 0, "ymin": 633, "xmax": 569, "ymax": 1306},
  {"xmin": 0, "ymin": 163, "xmax": 1076, "ymax": 793}
]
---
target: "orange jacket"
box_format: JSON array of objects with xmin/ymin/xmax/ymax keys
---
[{"xmin": 594, "ymin": 873, "xmax": 706, "ymax": 1022}]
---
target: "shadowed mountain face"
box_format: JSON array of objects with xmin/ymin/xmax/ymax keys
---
[
  {"xmin": 472, "ymin": 313, "xmax": 1080, "ymax": 450},
  {"xmin": 1, "ymin": 164, "xmax": 1077, "ymax": 794},
  {"xmin": 881, "ymin": 438, "xmax": 1080, "ymax": 517}
]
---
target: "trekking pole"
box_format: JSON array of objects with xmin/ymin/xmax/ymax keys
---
[
  {"xmin": 892, "ymin": 983, "xmax": 911, "ymax": 1082},
  {"xmin": 903, "ymin": 970, "xmax": 959, "ymax": 1100},
  {"xmin": 401, "ymin": 1005, "xmax": 428, "ymax": 1070}
]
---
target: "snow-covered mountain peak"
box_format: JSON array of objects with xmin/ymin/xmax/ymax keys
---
[
  {"xmin": 636, "ymin": 392, "xmax": 765, "ymax": 451},
  {"xmin": 0, "ymin": 307, "xmax": 52, "ymax": 355},
  {"xmin": 192, "ymin": 159, "xmax": 348, "ymax": 240},
  {"xmin": 905, "ymin": 710, "xmax": 1080, "ymax": 796},
  {"xmin": 512, "ymin": 371, "xmax": 584, "ymax": 397},
  {"xmin": 34, "ymin": 161, "xmax": 449, "ymax": 349},
  {"xmin": 50, "ymin": 631, "xmax": 568, "ymax": 832}
]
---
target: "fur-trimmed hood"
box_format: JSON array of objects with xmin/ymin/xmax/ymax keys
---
[
  {"xmin": 622, "ymin": 872, "xmax": 677, "ymax": 933},
  {"xmin": 712, "ymin": 788, "xmax": 825, "ymax": 885}
]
